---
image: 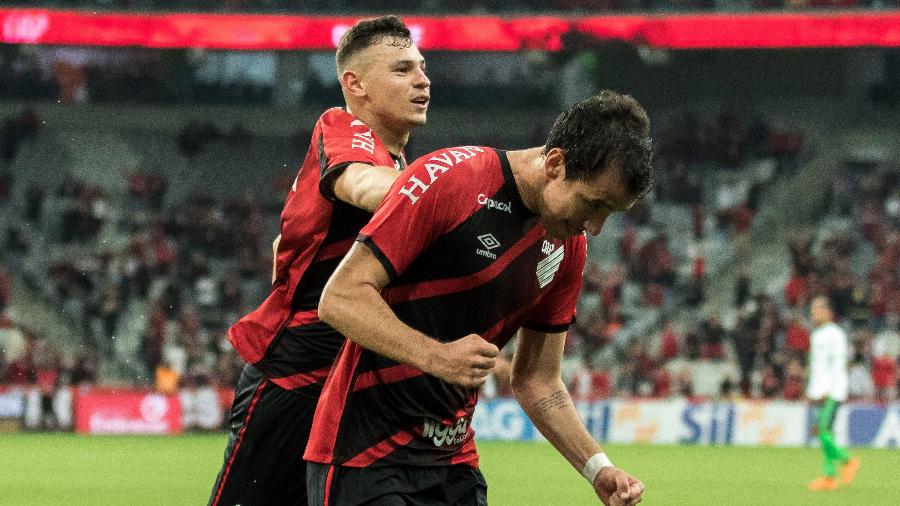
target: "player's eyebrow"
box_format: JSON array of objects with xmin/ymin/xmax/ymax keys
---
[{"xmin": 390, "ymin": 58, "xmax": 426, "ymax": 68}]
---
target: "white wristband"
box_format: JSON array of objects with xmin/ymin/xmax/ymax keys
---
[{"xmin": 581, "ymin": 452, "xmax": 614, "ymax": 484}]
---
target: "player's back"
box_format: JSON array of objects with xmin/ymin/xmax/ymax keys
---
[
  {"xmin": 306, "ymin": 147, "xmax": 587, "ymax": 467},
  {"xmin": 228, "ymin": 107, "xmax": 403, "ymax": 395}
]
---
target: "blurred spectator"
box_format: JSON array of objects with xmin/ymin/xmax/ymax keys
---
[
  {"xmin": 0, "ymin": 170, "xmax": 11, "ymax": 201},
  {"xmin": 829, "ymin": 165, "xmax": 857, "ymax": 216},
  {"xmin": 25, "ymin": 183, "xmax": 45, "ymax": 222},
  {"xmin": 683, "ymin": 328, "xmax": 700, "ymax": 361},
  {"xmin": 783, "ymin": 358, "xmax": 806, "ymax": 400},
  {"xmin": 874, "ymin": 315, "xmax": 900, "ymax": 360},
  {"xmin": 699, "ymin": 313, "xmax": 726, "ymax": 360},
  {"xmin": 657, "ymin": 322, "xmax": 680, "ymax": 362},
  {"xmin": 886, "ymin": 189, "xmax": 900, "ymax": 227},
  {"xmin": 734, "ymin": 268, "xmax": 751, "ymax": 308},
  {"xmin": 99, "ymin": 285, "xmax": 121, "ymax": 341},
  {"xmin": 760, "ymin": 364, "xmax": 782, "ymax": 398},
  {"xmin": 616, "ymin": 340, "xmax": 656, "ymax": 396},
  {"xmin": 684, "ymin": 250, "xmax": 706, "ymax": 307},
  {"xmin": 156, "ymin": 359, "xmax": 180, "ymax": 395},
  {"xmin": 0, "ymin": 317, "xmax": 27, "ymax": 373},
  {"xmin": 53, "ymin": 61, "xmax": 89, "ymax": 104},
  {"xmin": 719, "ymin": 377, "xmax": 740, "ymax": 401},
  {"xmin": 34, "ymin": 341, "xmax": 61, "ymax": 430},
  {"xmin": 178, "ymin": 120, "xmax": 222, "ymax": 158},
  {"xmin": 0, "ymin": 349, "xmax": 8, "ymax": 382},
  {"xmin": 784, "ymin": 314, "xmax": 810, "ymax": 355},
  {"xmin": 571, "ymin": 361, "xmax": 610, "ymax": 401},
  {"xmin": 653, "ymin": 367, "xmax": 672, "ymax": 398},
  {"xmin": 848, "ymin": 354, "xmax": 876, "ymax": 401},
  {"xmin": 69, "ymin": 350, "xmax": 98, "ymax": 385},
  {"xmin": 0, "ymin": 263, "xmax": 11, "ymax": 314},
  {"xmin": 784, "ymin": 266, "xmax": 808, "ymax": 308},
  {"xmin": 872, "ymin": 337, "xmax": 897, "ymax": 402},
  {"xmin": 0, "ymin": 109, "xmax": 39, "ymax": 165},
  {"xmin": 127, "ymin": 171, "xmax": 167, "ymax": 211},
  {"xmin": 788, "ymin": 232, "xmax": 814, "ymax": 277},
  {"xmin": 672, "ymin": 367, "xmax": 694, "ymax": 397}
]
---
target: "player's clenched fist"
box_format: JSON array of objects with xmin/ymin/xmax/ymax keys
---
[
  {"xmin": 427, "ymin": 334, "xmax": 499, "ymax": 388},
  {"xmin": 594, "ymin": 467, "xmax": 644, "ymax": 505}
]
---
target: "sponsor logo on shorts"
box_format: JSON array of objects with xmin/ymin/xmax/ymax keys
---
[{"xmin": 422, "ymin": 416, "xmax": 471, "ymax": 447}]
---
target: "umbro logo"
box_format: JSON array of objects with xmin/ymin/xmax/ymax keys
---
[
  {"xmin": 477, "ymin": 233, "xmax": 500, "ymax": 250},
  {"xmin": 476, "ymin": 233, "xmax": 500, "ymax": 260}
]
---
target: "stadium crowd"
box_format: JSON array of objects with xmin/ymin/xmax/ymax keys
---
[{"xmin": 1, "ymin": 101, "xmax": 897, "ymax": 419}]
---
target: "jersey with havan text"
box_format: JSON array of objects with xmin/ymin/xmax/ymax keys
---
[
  {"xmin": 227, "ymin": 107, "xmax": 404, "ymax": 397},
  {"xmin": 304, "ymin": 147, "xmax": 586, "ymax": 468}
]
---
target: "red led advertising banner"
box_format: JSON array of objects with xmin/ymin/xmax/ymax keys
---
[
  {"xmin": 2, "ymin": 8, "xmax": 899, "ymax": 50},
  {"xmin": 74, "ymin": 389, "xmax": 183, "ymax": 435}
]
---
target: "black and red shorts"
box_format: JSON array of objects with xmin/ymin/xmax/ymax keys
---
[
  {"xmin": 209, "ymin": 364, "xmax": 317, "ymax": 506},
  {"xmin": 307, "ymin": 462, "xmax": 488, "ymax": 506}
]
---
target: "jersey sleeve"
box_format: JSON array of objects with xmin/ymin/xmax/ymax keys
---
[
  {"xmin": 359, "ymin": 150, "xmax": 489, "ymax": 281},
  {"xmin": 522, "ymin": 235, "xmax": 587, "ymax": 333},
  {"xmin": 316, "ymin": 110, "xmax": 387, "ymax": 201}
]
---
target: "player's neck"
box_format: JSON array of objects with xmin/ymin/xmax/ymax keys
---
[
  {"xmin": 375, "ymin": 128, "xmax": 409, "ymax": 157},
  {"xmin": 507, "ymin": 147, "xmax": 546, "ymax": 215}
]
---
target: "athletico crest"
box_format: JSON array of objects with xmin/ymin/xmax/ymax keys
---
[{"xmin": 537, "ymin": 240, "xmax": 564, "ymax": 288}]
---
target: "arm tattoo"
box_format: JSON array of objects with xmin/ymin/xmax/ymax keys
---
[{"xmin": 531, "ymin": 390, "xmax": 569, "ymax": 417}]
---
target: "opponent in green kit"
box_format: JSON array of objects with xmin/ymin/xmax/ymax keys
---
[{"xmin": 806, "ymin": 296, "xmax": 861, "ymax": 491}]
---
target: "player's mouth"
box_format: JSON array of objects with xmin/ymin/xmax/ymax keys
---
[{"xmin": 411, "ymin": 95, "xmax": 429, "ymax": 111}]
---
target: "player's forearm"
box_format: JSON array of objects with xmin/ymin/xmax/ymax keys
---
[
  {"xmin": 318, "ymin": 276, "xmax": 439, "ymax": 373},
  {"xmin": 334, "ymin": 164, "xmax": 400, "ymax": 212},
  {"xmin": 513, "ymin": 377, "xmax": 603, "ymax": 473}
]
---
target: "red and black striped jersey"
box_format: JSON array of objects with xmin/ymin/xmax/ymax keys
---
[
  {"xmin": 305, "ymin": 148, "xmax": 586, "ymax": 468},
  {"xmin": 227, "ymin": 107, "xmax": 404, "ymax": 397}
]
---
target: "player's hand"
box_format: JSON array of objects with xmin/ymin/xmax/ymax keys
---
[
  {"xmin": 429, "ymin": 334, "xmax": 499, "ymax": 388},
  {"xmin": 593, "ymin": 467, "xmax": 644, "ymax": 505}
]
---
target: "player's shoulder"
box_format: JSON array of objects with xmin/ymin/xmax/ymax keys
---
[
  {"xmin": 396, "ymin": 146, "xmax": 498, "ymax": 205},
  {"xmin": 414, "ymin": 146, "xmax": 496, "ymax": 170},
  {"xmin": 317, "ymin": 107, "xmax": 367, "ymax": 130},
  {"xmin": 830, "ymin": 322, "xmax": 849, "ymax": 340},
  {"xmin": 567, "ymin": 233, "xmax": 589, "ymax": 253},
  {"xmin": 819, "ymin": 323, "xmax": 846, "ymax": 342},
  {"xmin": 419, "ymin": 146, "xmax": 499, "ymax": 184}
]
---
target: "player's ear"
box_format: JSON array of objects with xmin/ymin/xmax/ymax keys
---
[
  {"xmin": 543, "ymin": 148, "xmax": 566, "ymax": 181},
  {"xmin": 341, "ymin": 69, "xmax": 366, "ymax": 99}
]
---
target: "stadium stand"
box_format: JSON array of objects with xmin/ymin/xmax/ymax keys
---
[
  {"xmin": 0, "ymin": 26, "xmax": 897, "ymax": 436},
  {"xmin": 1, "ymin": 97, "xmax": 896, "ymax": 407}
]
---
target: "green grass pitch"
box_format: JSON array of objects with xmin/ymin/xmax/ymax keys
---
[{"xmin": 0, "ymin": 434, "xmax": 895, "ymax": 505}]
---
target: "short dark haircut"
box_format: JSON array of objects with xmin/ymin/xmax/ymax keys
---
[
  {"xmin": 336, "ymin": 16, "xmax": 412, "ymax": 73},
  {"xmin": 544, "ymin": 90, "xmax": 654, "ymax": 197}
]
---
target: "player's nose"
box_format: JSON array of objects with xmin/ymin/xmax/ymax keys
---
[
  {"xmin": 584, "ymin": 214, "xmax": 607, "ymax": 236},
  {"xmin": 413, "ymin": 67, "xmax": 430, "ymax": 88}
]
